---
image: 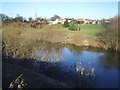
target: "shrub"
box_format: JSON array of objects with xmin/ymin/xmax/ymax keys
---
[
  {"xmin": 69, "ymin": 21, "xmax": 80, "ymax": 31},
  {"xmin": 2, "ymin": 24, "xmax": 66, "ymax": 59},
  {"xmin": 63, "ymin": 20, "xmax": 69, "ymax": 27},
  {"xmin": 77, "ymin": 21, "xmax": 84, "ymax": 24},
  {"xmin": 101, "ymin": 22, "xmax": 109, "ymax": 28},
  {"xmin": 89, "ymin": 22, "xmax": 92, "ymax": 24},
  {"xmin": 98, "ymin": 16, "xmax": 119, "ymax": 51}
]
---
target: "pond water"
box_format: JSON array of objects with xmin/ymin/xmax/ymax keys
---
[
  {"xmin": 4, "ymin": 43, "xmax": 119, "ymax": 88},
  {"xmin": 32, "ymin": 44, "xmax": 119, "ymax": 88}
]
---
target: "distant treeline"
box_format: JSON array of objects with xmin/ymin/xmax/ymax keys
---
[{"xmin": 0, "ymin": 14, "xmax": 62, "ymax": 23}]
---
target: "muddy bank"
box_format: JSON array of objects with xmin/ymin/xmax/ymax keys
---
[
  {"xmin": 63, "ymin": 34, "xmax": 119, "ymax": 52},
  {"xmin": 3, "ymin": 62, "xmax": 70, "ymax": 88}
]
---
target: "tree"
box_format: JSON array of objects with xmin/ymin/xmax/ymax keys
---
[
  {"xmin": 28, "ymin": 17, "xmax": 34, "ymax": 22},
  {"xmin": 0, "ymin": 14, "xmax": 9, "ymax": 22},
  {"xmin": 63, "ymin": 20, "xmax": 69, "ymax": 27},
  {"xmin": 77, "ymin": 21, "xmax": 84, "ymax": 24},
  {"xmin": 50, "ymin": 14, "xmax": 61, "ymax": 21},
  {"xmin": 98, "ymin": 16, "xmax": 119, "ymax": 51},
  {"xmin": 12, "ymin": 14, "xmax": 24, "ymax": 22},
  {"xmin": 69, "ymin": 19, "xmax": 80, "ymax": 31}
]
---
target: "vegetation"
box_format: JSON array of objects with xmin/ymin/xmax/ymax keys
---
[
  {"xmin": 63, "ymin": 20, "xmax": 69, "ymax": 27},
  {"xmin": 64, "ymin": 25, "xmax": 103, "ymax": 36},
  {"xmin": 50, "ymin": 14, "xmax": 61, "ymax": 21},
  {"xmin": 98, "ymin": 16, "xmax": 119, "ymax": 51},
  {"xmin": 2, "ymin": 14, "xmax": 119, "ymax": 62},
  {"xmin": 9, "ymin": 74, "xmax": 27, "ymax": 89},
  {"xmin": 69, "ymin": 20, "xmax": 80, "ymax": 31},
  {"xmin": 2, "ymin": 14, "xmax": 119, "ymax": 88},
  {"xmin": 77, "ymin": 21, "xmax": 84, "ymax": 24},
  {"xmin": 2, "ymin": 24, "xmax": 66, "ymax": 59}
]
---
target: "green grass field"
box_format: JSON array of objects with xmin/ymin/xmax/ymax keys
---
[{"xmin": 64, "ymin": 24, "xmax": 104, "ymax": 36}]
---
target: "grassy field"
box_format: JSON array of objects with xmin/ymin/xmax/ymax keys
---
[{"xmin": 64, "ymin": 24, "xmax": 104, "ymax": 36}]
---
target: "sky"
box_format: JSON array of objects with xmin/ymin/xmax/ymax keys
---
[{"xmin": 1, "ymin": 2, "xmax": 118, "ymax": 20}]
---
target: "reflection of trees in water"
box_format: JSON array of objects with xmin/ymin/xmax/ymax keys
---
[
  {"xmin": 66, "ymin": 44, "xmax": 104, "ymax": 56},
  {"xmin": 99, "ymin": 52, "xmax": 119, "ymax": 69},
  {"xmin": 73, "ymin": 59, "xmax": 97, "ymax": 88},
  {"xmin": 66, "ymin": 44, "xmax": 82, "ymax": 56},
  {"xmin": 75, "ymin": 61, "xmax": 95, "ymax": 77},
  {"xmin": 33, "ymin": 42, "xmax": 64, "ymax": 63}
]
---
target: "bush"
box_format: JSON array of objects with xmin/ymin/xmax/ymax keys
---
[
  {"xmin": 77, "ymin": 21, "xmax": 84, "ymax": 24},
  {"xmin": 63, "ymin": 20, "xmax": 69, "ymax": 27},
  {"xmin": 69, "ymin": 25, "xmax": 80, "ymax": 31},
  {"xmin": 98, "ymin": 16, "xmax": 119, "ymax": 51},
  {"xmin": 2, "ymin": 24, "xmax": 66, "ymax": 59},
  {"xmin": 89, "ymin": 22, "xmax": 92, "ymax": 24},
  {"xmin": 101, "ymin": 22, "xmax": 109, "ymax": 28},
  {"xmin": 69, "ymin": 20, "xmax": 80, "ymax": 31}
]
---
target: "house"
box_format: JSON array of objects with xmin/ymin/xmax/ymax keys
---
[
  {"xmin": 65, "ymin": 18, "xmax": 72, "ymax": 22},
  {"xmin": 76, "ymin": 18, "xmax": 84, "ymax": 21},
  {"xmin": 96, "ymin": 20, "xmax": 101, "ymax": 24},
  {"xmin": 48, "ymin": 18, "xmax": 66, "ymax": 25},
  {"xmin": 104, "ymin": 19, "xmax": 111, "ymax": 23},
  {"xmin": 92, "ymin": 20, "xmax": 98, "ymax": 25},
  {"xmin": 56, "ymin": 18, "xmax": 66, "ymax": 24},
  {"xmin": 84, "ymin": 19, "xmax": 93, "ymax": 24}
]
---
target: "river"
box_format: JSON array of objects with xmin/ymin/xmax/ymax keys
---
[{"xmin": 3, "ymin": 43, "xmax": 120, "ymax": 88}]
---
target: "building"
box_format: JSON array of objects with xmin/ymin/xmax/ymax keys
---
[
  {"xmin": 56, "ymin": 19, "xmax": 66, "ymax": 24},
  {"xmin": 76, "ymin": 18, "xmax": 84, "ymax": 21},
  {"xmin": 48, "ymin": 18, "xmax": 66, "ymax": 25}
]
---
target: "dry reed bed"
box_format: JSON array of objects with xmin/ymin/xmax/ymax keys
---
[{"xmin": 2, "ymin": 24, "xmax": 66, "ymax": 59}]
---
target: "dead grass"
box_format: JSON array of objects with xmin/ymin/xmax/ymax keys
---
[
  {"xmin": 2, "ymin": 23, "xmax": 66, "ymax": 59},
  {"xmin": 98, "ymin": 16, "xmax": 119, "ymax": 51}
]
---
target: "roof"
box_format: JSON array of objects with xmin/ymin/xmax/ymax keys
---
[
  {"xmin": 76, "ymin": 18, "xmax": 84, "ymax": 21},
  {"xmin": 105, "ymin": 19, "xmax": 111, "ymax": 21},
  {"xmin": 56, "ymin": 19, "xmax": 65, "ymax": 21},
  {"xmin": 85, "ymin": 19, "xmax": 93, "ymax": 22}
]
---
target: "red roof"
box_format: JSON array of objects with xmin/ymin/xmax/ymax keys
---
[
  {"xmin": 46, "ymin": 19, "xmax": 51, "ymax": 21},
  {"xmin": 77, "ymin": 18, "xmax": 84, "ymax": 21},
  {"xmin": 56, "ymin": 19, "xmax": 65, "ymax": 21},
  {"xmin": 105, "ymin": 19, "xmax": 110, "ymax": 21}
]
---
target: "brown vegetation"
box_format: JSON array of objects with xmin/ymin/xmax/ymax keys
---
[
  {"xmin": 2, "ymin": 23, "xmax": 66, "ymax": 59},
  {"xmin": 98, "ymin": 16, "xmax": 119, "ymax": 51},
  {"xmin": 2, "ymin": 16, "xmax": 119, "ymax": 61}
]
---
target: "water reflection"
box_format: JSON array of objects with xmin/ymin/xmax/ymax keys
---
[
  {"xmin": 99, "ymin": 52, "xmax": 119, "ymax": 69},
  {"xmin": 32, "ymin": 44, "xmax": 118, "ymax": 88},
  {"xmin": 75, "ymin": 61, "xmax": 95, "ymax": 77},
  {"xmin": 32, "ymin": 42, "xmax": 64, "ymax": 63},
  {"xmin": 4, "ymin": 43, "xmax": 119, "ymax": 88}
]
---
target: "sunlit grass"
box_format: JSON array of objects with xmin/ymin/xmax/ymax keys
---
[{"xmin": 64, "ymin": 24, "xmax": 104, "ymax": 36}]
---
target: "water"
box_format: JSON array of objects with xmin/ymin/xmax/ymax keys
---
[
  {"xmin": 32, "ymin": 44, "xmax": 119, "ymax": 88},
  {"xmin": 4, "ymin": 43, "xmax": 119, "ymax": 88}
]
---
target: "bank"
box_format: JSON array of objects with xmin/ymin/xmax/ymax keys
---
[{"xmin": 3, "ymin": 62, "xmax": 70, "ymax": 88}]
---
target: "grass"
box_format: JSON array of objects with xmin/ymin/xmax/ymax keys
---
[
  {"xmin": 64, "ymin": 24, "xmax": 104, "ymax": 36},
  {"xmin": 2, "ymin": 24, "xmax": 66, "ymax": 59}
]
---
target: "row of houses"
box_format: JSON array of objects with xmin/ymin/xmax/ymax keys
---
[{"xmin": 35, "ymin": 18, "xmax": 112, "ymax": 25}]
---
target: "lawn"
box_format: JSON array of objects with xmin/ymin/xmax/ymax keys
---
[{"xmin": 64, "ymin": 24, "xmax": 104, "ymax": 36}]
